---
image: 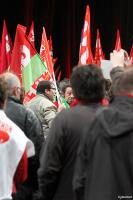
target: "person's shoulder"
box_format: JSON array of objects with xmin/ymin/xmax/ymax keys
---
[
  {"xmin": 8, "ymin": 99, "xmax": 28, "ymax": 115},
  {"xmin": 91, "ymin": 106, "xmax": 116, "ymax": 133},
  {"xmin": 37, "ymin": 95, "xmax": 55, "ymax": 108},
  {"xmin": 25, "ymin": 107, "xmax": 43, "ymax": 127},
  {"xmin": 5, "ymin": 113, "xmax": 25, "ymax": 135},
  {"xmin": 25, "ymin": 107, "xmax": 37, "ymax": 118},
  {"xmin": 55, "ymin": 106, "xmax": 76, "ymax": 122},
  {"xmin": 95, "ymin": 106, "xmax": 108, "ymax": 116},
  {"xmin": 27, "ymin": 95, "xmax": 41, "ymax": 105},
  {"xmin": 94, "ymin": 106, "xmax": 114, "ymax": 121}
]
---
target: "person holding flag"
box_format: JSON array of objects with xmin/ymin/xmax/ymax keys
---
[{"xmin": 26, "ymin": 80, "xmax": 58, "ymax": 139}]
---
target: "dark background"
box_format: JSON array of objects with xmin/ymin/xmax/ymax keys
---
[{"xmin": 0, "ymin": 0, "xmax": 133, "ymax": 78}]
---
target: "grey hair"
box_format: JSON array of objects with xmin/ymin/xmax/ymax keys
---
[{"xmin": 0, "ymin": 72, "xmax": 21, "ymax": 96}]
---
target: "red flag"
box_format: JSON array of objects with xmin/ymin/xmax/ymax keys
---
[
  {"xmin": 0, "ymin": 20, "xmax": 12, "ymax": 74},
  {"xmin": 57, "ymin": 70, "xmax": 62, "ymax": 82},
  {"xmin": 10, "ymin": 24, "xmax": 51, "ymax": 104},
  {"xmin": 0, "ymin": 41, "xmax": 2, "ymax": 69},
  {"xmin": 130, "ymin": 44, "xmax": 133, "ymax": 64},
  {"xmin": 40, "ymin": 27, "xmax": 54, "ymax": 77},
  {"xmin": 79, "ymin": 5, "xmax": 93, "ymax": 65},
  {"xmin": 94, "ymin": 29, "xmax": 105, "ymax": 66},
  {"xmin": 28, "ymin": 21, "xmax": 35, "ymax": 47},
  {"xmin": 10, "ymin": 24, "xmax": 26, "ymax": 82},
  {"xmin": 0, "ymin": 41, "xmax": 1, "ymax": 54},
  {"xmin": 48, "ymin": 36, "xmax": 53, "ymax": 54},
  {"xmin": 48, "ymin": 36, "xmax": 58, "ymax": 65},
  {"xmin": 39, "ymin": 28, "xmax": 62, "ymax": 104},
  {"xmin": 55, "ymin": 65, "xmax": 60, "ymax": 77},
  {"xmin": 115, "ymin": 29, "xmax": 122, "ymax": 51}
]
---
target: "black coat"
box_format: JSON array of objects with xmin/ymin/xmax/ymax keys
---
[
  {"xmin": 73, "ymin": 96, "xmax": 133, "ymax": 200},
  {"xmin": 5, "ymin": 96, "xmax": 45, "ymax": 200},
  {"xmin": 36, "ymin": 103, "xmax": 101, "ymax": 200}
]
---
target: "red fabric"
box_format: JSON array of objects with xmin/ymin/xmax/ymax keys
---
[
  {"xmin": 10, "ymin": 24, "xmax": 35, "ymax": 83},
  {"xmin": 119, "ymin": 93, "xmax": 133, "ymax": 99},
  {"xmin": 0, "ymin": 20, "xmax": 12, "ymax": 74},
  {"xmin": 10, "ymin": 24, "xmax": 26, "ymax": 83},
  {"xmin": 48, "ymin": 36, "xmax": 53, "ymax": 52},
  {"xmin": 79, "ymin": 5, "xmax": 93, "ymax": 65},
  {"xmin": 130, "ymin": 44, "xmax": 133, "ymax": 64},
  {"xmin": 28, "ymin": 21, "xmax": 35, "ymax": 48},
  {"xmin": 70, "ymin": 98, "xmax": 109, "ymax": 107},
  {"xmin": 94, "ymin": 29, "xmax": 105, "ymax": 66},
  {"xmin": 54, "ymin": 101, "xmax": 58, "ymax": 108},
  {"xmin": 40, "ymin": 27, "xmax": 54, "ymax": 77},
  {"xmin": 70, "ymin": 99, "xmax": 79, "ymax": 107},
  {"xmin": 0, "ymin": 130, "xmax": 10, "ymax": 143},
  {"xmin": 115, "ymin": 29, "xmax": 122, "ymax": 51},
  {"xmin": 57, "ymin": 70, "xmax": 62, "ymax": 81},
  {"xmin": 101, "ymin": 98, "xmax": 109, "ymax": 106},
  {"xmin": 12, "ymin": 149, "xmax": 28, "ymax": 193}
]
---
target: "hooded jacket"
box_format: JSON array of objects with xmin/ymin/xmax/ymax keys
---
[
  {"xmin": 35, "ymin": 103, "xmax": 102, "ymax": 200},
  {"xmin": 73, "ymin": 96, "xmax": 133, "ymax": 200}
]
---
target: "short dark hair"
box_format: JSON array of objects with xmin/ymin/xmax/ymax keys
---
[
  {"xmin": 70, "ymin": 64, "xmax": 104, "ymax": 102},
  {"xmin": 36, "ymin": 81, "xmax": 52, "ymax": 94},
  {"xmin": 110, "ymin": 66, "xmax": 124, "ymax": 82},
  {"xmin": 0, "ymin": 77, "xmax": 8, "ymax": 109},
  {"xmin": 61, "ymin": 83, "xmax": 71, "ymax": 94},
  {"xmin": 112, "ymin": 66, "xmax": 133, "ymax": 95},
  {"xmin": 58, "ymin": 78, "xmax": 70, "ymax": 93}
]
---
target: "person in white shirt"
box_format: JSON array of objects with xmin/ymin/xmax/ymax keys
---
[{"xmin": 0, "ymin": 77, "xmax": 35, "ymax": 200}]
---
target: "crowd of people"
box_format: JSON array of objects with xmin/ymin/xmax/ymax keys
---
[{"xmin": 0, "ymin": 49, "xmax": 133, "ymax": 200}]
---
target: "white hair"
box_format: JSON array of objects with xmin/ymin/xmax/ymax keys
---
[{"xmin": 1, "ymin": 72, "xmax": 21, "ymax": 96}]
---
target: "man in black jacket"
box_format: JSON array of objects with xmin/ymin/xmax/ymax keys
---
[
  {"xmin": 34, "ymin": 64, "xmax": 105, "ymax": 200},
  {"xmin": 73, "ymin": 66, "xmax": 133, "ymax": 200},
  {"xmin": 1, "ymin": 72, "xmax": 44, "ymax": 200}
]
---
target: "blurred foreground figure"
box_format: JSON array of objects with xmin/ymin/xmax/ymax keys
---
[
  {"xmin": 0, "ymin": 77, "xmax": 34, "ymax": 200},
  {"xmin": 73, "ymin": 66, "xmax": 133, "ymax": 200},
  {"xmin": 34, "ymin": 64, "xmax": 105, "ymax": 200},
  {"xmin": 0, "ymin": 72, "xmax": 44, "ymax": 200}
]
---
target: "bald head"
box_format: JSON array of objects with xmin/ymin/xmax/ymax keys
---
[{"xmin": 0, "ymin": 72, "xmax": 21, "ymax": 96}]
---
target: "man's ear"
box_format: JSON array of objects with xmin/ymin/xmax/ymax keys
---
[
  {"xmin": 13, "ymin": 87, "xmax": 20, "ymax": 99},
  {"xmin": 45, "ymin": 88, "xmax": 49, "ymax": 94},
  {"xmin": 12, "ymin": 87, "xmax": 18, "ymax": 96}
]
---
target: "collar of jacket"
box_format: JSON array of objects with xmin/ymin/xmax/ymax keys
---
[
  {"xmin": 78, "ymin": 99, "xmax": 101, "ymax": 106},
  {"xmin": 37, "ymin": 93, "xmax": 52, "ymax": 102},
  {"xmin": 113, "ymin": 95, "xmax": 133, "ymax": 105},
  {"xmin": 8, "ymin": 96, "xmax": 21, "ymax": 104}
]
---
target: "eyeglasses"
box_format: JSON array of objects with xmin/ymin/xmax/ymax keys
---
[{"xmin": 17, "ymin": 87, "xmax": 25, "ymax": 94}]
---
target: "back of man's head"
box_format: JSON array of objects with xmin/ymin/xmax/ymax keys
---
[
  {"xmin": 112, "ymin": 66, "xmax": 133, "ymax": 96},
  {"xmin": 70, "ymin": 64, "xmax": 105, "ymax": 103},
  {"xmin": 110, "ymin": 66, "xmax": 124, "ymax": 82},
  {"xmin": 0, "ymin": 72, "xmax": 21, "ymax": 96},
  {"xmin": 36, "ymin": 80, "xmax": 52, "ymax": 94}
]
